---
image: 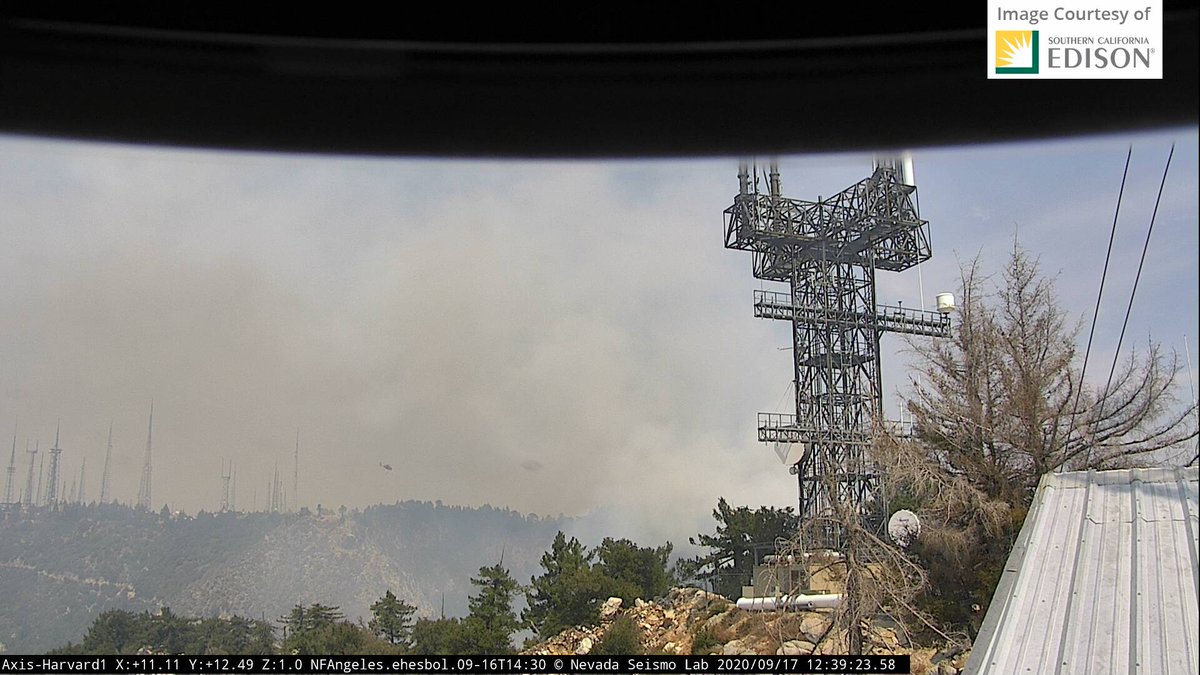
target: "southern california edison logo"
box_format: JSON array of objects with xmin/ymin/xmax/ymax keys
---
[{"xmin": 995, "ymin": 30, "xmax": 1039, "ymax": 74}]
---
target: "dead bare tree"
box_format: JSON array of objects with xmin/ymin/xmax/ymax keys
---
[
  {"xmin": 884, "ymin": 243, "xmax": 1197, "ymax": 632},
  {"xmin": 904, "ymin": 244, "xmax": 1197, "ymax": 502},
  {"xmin": 765, "ymin": 467, "xmax": 969, "ymax": 656}
]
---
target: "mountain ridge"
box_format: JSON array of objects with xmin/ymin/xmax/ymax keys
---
[{"xmin": 0, "ymin": 501, "xmax": 568, "ymax": 653}]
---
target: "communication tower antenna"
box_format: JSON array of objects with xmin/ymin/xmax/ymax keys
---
[
  {"xmin": 887, "ymin": 509, "xmax": 921, "ymax": 547},
  {"xmin": 270, "ymin": 459, "xmax": 282, "ymax": 513},
  {"xmin": 220, "ymin": 458, "xmax": 233, "ymax": 512},
  {"xmin": 77, "ymin": 456, "xmax": 86, "ymax": 504},
  {"xmin": 35, "ymin": 444, "xmax": 44, "ymax": 505},
  {"xmin": 137, "ymin": 401, "xmax": 153, "ymax": 510},
  {"xmin": 724, "ymin": 156, "xmax": 951, "ymax": 549},
  {"xmin": 293, "ymin": 429, "xmax": 299, "ymax": 511},
  {"xmin": 23, "ymin": 440, "xmax": 37, "ymax": 505},
  {"xmin": 45, "ymin": 423, "xmax": 63, "ymax": 505},
  {"xmin": 4, "ymin": 430, "xmax": 16, "ymax": 505},
  {"xmin": 99, "ymin": 423, "xmax": 113, "ymax": 504}
]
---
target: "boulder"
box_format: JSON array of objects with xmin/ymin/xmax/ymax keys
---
[
  {"xmin": 798, "ymin": 613, "xmax": 831, "ymax": 643},
  {"xmin": 776, "ymin": 640, "xmax": 816, "ymax": 655},
  {"xmin": 599, "ymin": 597, "xmax": 623, "ymax": 620}
]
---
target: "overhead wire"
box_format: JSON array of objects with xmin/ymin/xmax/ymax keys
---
[
  {"xmin": 1088, "ymin": 143, "xmax": 1175, "ymax": 466},
  {"xmin": 1066, "ymin": 146, "xmax": 1131, "ymax": 468}
]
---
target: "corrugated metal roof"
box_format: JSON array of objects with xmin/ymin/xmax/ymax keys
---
[{"xmin": 965, "ymin": 466, "xmax": 1199, "ymax": 675}]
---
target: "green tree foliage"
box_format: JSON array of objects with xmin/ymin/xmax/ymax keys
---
[
  {"xmin": 280, "ymin": 603, "xmax": 343, "ymax": 638},
  {"xmin": 279, "ymin": 603, "xmax": 391, "ymax": 655},
  {"xmin": 523, "ymin": 532, "xmax": 607, "ymax": 639},
  {"xmin": 594, "ymin": 537, "xmax": 675, "ymax": 603},
  {"xmin": 592, "ymin": 615, "xmax": 644, "ymax": 655},
  {"xmin": 681, "ymin": 498, "xmax": 798, "ymax": 599},
  {"xmin": 459, "ymin": 563, "xmax": 520, "ymax": 654},
  {"xmin": 369, "ymin": 590, "xmax": 418, "ymax": 648},
  {"xmin": 53, "ymin": 609, "xmax": 275, "ymax": 655},
  {"xmin": 75, "ymin": 609, "xmax": 138, "ymax": 653},
  {"xmin": 410, "ymin": 617, "xmax": 470, "ymax": 655},
  {"xmin": 524, "ymin": 532, "xmax": 678, "ymax": 639}
]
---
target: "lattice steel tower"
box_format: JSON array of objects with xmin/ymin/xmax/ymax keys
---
[
  {"xmin": 724, "ymin": 158, "xmax": 949, "ymax": 549},
  {"xmin": 137, "ymin": 402, "xmax": 153, "ymax": 510},
  {"xmin": 99, "ymin": 424, "xmax": 113, "ymax": 504},
  {"xmin": 45, "ymin": 424, "xmax": 63, "ymax": 505},
  {"xmin": 3, "ymin": 434, "xmax": 16, "ymax": 505},
  {"xmin": 220, "ymin": 458, "xmax": 232, "ymax": 512},
  {"xmin": 22, "ymin": 441, "xmax": 37, "ymax": 506}
]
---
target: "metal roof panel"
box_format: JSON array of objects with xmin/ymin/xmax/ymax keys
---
[{"xmin": 965, "ymin": 467, "xmax": 1200, "ymax": 675}]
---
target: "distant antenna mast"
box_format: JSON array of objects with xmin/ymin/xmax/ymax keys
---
[
  {"xmin": 220, "ymin": 459, "xmax": 232, "ymax": 512},
  {"xmin": 99, "ymin": 424, "xmax": 113, "ymax": 504},
  {"xmin": 269, "ymin": 462, "xmax": 276, "ymax": 512},
  {"xmin": 231, "ymin": 463, "xmax": 237, "ymax": 512},
  {"xmin": 45, "ymin": 423, "xmax": 63, "ymax": 506},
  {"xmin": 35, "ymin": 445, "xmax": 44, "ymax": 505},
  {"xmin": 293, "ymin": 430, "xmax": 299, "ymax": 512},
  {"xmin": 137, "ymin": 401, "xmax": 154, "ymax": 510},
  {"xmin": 270, "ymin": 459, "xmax": 283, "ymax": 513},
  {"xmin": 4, "ymin": 431, "xmax": 16, "ymax": 504},
  {"xmin": 23, "ymin": 441, "xmax": 37, "ymax": 505},
  {"xmin": 77, "ymin": 456, "xmax": 86, "ymax": 504}
]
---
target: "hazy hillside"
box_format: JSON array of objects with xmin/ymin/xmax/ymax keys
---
[{"xmin": 0, "ymin": 501, "xmax": 566, "ymax": 653}]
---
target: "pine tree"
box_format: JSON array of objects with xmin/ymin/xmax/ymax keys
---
[
  {"xmin": 523, "ymin": 531, "xmax": 606, "ymax": 638},
  {"xmin": 461, "ymin": 563, "xmax": 520, "ymax": 654},
  {"xmin": 594, "ymin": 537, "xmax": 675, "ymax": 603},
  {"xmin": 369, "ymin": 590, "xmax": 418, "ymax": 648},
  {"xmin": 681, "ymin": 498, "xmax": 798, "ymax": 599}
]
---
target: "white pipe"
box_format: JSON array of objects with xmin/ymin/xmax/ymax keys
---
[{"xmin": 736, "ymin": 594, "xmax": 842, "ymax": 611}]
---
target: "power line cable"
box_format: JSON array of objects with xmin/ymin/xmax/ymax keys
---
[
  {"xmin": 1067, "ymin": 146, "xmax": 1131, "ymax": 468},
  {"xmin": 1088, "ymin": 143, "xmax": 1175, "ymax": 465}
]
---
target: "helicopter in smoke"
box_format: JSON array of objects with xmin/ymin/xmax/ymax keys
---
[{"xmin": 379, "ymin": 462, "xmax": 393, "ymax": 471}]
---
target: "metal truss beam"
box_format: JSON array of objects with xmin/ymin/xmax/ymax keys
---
[{"xmin": 753, "ymin": 289, "xmax": 950, "ymax": 338}]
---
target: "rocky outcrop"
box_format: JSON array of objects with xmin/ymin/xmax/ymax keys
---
[{"xmin": 522, "ymin": 587, "xmax": 971, "ymax": 675}]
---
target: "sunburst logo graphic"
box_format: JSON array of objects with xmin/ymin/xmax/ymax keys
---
[{"xmin": 995, "ymin": 30, "xmax": 1039, "ymax": 74}]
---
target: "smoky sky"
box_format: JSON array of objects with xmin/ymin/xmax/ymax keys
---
[{"xmin": 0, "ymin": 129, "xmax": 1196, "ymax": 548}]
